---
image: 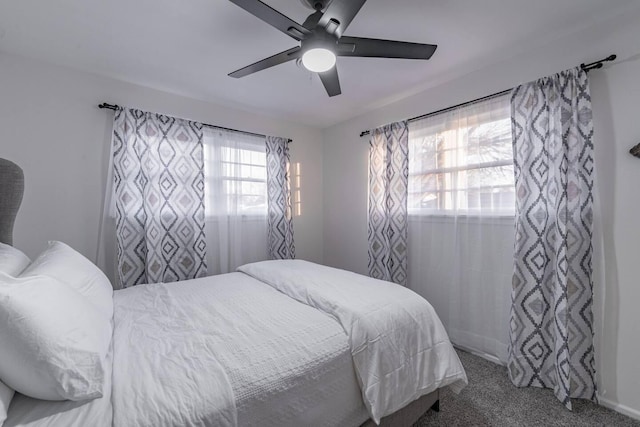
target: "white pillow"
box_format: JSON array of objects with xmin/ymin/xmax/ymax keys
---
[
  {"xmin": 0, "ymin": 380, "xmax": 14, "ymax": 426},
  {"xmin": 0, "ymin": 273, "xmax": 112, "ymax": 401},
  {"xmin": 21, "ymin": 241, "xmax": 113, "ymax": 319},
  {"xmin": 0, "ymin": 242, "xmax": 30, "ymax": 276}
]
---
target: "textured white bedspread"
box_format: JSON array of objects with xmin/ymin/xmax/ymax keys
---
[
  {"xmin": 239, "ymin": 260, "xmax": 468, "ymax": 423},
  {"xmin": 111, "ymin": 279, "xmax": 237, "ymax": 427},
  {"xmin": 112, "ymin": 272, "xmax": 368, "ymax": 427}
]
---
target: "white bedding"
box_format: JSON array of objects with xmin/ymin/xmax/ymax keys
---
[
  {"xmin": 4, "ymin": 261, "xmax": 464, "ymax": 426},
  {"xmin": 239, "ymin": 260, "xmax": 468, "ymax": 423},
  {"xmin": 111, "ymin": 278, "xmax": 237, "ymax": 427},
  {"xmin": 3, "ymin": 347, "xmax": 113, "ymax": 427},
  {"xmin": 111, "ymin": 272, "xmax": 369, "ymax": 427}
]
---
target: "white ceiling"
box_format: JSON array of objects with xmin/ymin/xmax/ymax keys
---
[{"xmin": 0, "ymin": 0, "xmax": 636, "ymax": 128}]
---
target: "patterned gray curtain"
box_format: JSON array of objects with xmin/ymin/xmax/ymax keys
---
[
  {"xmin": 265, "ymin": 136, "xmax": 295, "ymax": 259},
  {"xmin": 508, "ymin": 67, "xmax": 597, "ymax": 408},
  {"xmin": 367, "ymin": 121, "xmax": 409, "ymax": 286},
  {"xmin": 112, "ymin": 107, "xmax": 207, "ymax": 288}
]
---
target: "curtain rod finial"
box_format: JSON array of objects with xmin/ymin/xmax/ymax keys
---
[
  {"xmin": 581, "ymin": 54, "xmax": 616, "ymax": 72},
  {"xmin": 99, "ymin": 103, "xmax": 120, "ymax": 111}
]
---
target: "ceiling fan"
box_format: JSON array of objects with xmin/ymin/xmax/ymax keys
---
[{"xmin": 227, "ymin": 0, "xmax": 438, "ymax": 97}]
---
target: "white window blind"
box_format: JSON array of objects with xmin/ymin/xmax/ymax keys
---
[{"xmin": 408, "ymin": 94, "xmax": 515, "ymax": 216}]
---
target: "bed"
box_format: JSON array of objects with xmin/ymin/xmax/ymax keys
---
[{"xmin": 0, "ymin": 158, "xmax": 467, "ymax": 427}]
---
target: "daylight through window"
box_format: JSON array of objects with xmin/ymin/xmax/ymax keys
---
[
  {"xmin": 408, "ymin": 94, "xmax": 515, "ymax": 216},
  {"xmin": 203, "ymin": 129, "xmax": 268, "ymax": 217}
]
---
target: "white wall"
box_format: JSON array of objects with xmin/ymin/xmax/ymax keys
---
[
  {"xmin": 589, "ymin": 44, "xmax": 640, "ymax": 419},
  {"xmin": 322, "ymin": 6, "xmax": 640, "ymax": 420},
  {"xmin": 0, "ymin": 52, "xmax": 324, "ymax": 268}
]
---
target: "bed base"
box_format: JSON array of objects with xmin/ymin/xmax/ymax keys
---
[{"xmin": 360, "ymin": 389, "xmax": 440, "ymax": 427}]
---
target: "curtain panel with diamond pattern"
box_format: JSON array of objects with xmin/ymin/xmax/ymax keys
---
[
  {"xmin": 508, "ymin": 67, "xmax": 597, "ymax": 408},
  {"xmin": 265, "ymin": 136, "xmax": 295, "ymax": 260},
  {"xmin": 367, "ymin": 121, "xmax": 409, "ymax": 286},
  {"xmin": 112, "ymin": 107, "xmax": 207, "ymax": 288}
]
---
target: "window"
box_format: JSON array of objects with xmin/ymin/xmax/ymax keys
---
[
  {"xmin": 203, "ymin": 129, "xmax": 268, "ymax": 217},
  {"xmin": 408, "ymin": 94, "xmax": 515, "ymax": 216},
  {"xmin": 217, "ymin": 145, "xmax": 267, "ymax": 214}
]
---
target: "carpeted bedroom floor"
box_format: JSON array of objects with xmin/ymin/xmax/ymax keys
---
[{"xmin": 413, "ymin": 350, "xmax": 640, "ymax": 427}]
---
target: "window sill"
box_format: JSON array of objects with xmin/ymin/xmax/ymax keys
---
[
  {"xmin": 205, "ymin": 214, "xmax": 267, "ymax": 223},
  {"xmin": 408, "ymin": 214, "xmax": 515, "ymax": 226}
]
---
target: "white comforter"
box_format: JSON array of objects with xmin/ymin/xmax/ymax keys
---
[{"xmin": 239, "ymin": 260, "xmax": 468, "ymax": 423}]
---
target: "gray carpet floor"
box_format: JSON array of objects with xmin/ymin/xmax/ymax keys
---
[{"xmin": 413, "ymin": 350, "xmax": 640, "ymax": 427}]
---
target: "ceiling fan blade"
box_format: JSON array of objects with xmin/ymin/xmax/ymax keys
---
[
  {"xmin": 317, "ymin": 0, "xmax": 367, "ymax": 38},
  {"xmin": 229, "ymin": 47, "xmax": 301, "ymax": 78},
  {"xmin": 229, "ymin": 0, "xmax": 310, "ymax": 41},
  {"xmin": 318, "ymin": 66, "xmax": 341, "ymax": 97},
  {"xmin": 338, "ymin": 37, "xmax": 437, "ymax": 60}
]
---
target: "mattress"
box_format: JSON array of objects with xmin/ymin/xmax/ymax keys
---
[{"xmin": 111, "ymin": 272, "xmax": 369, "ymax": 427}]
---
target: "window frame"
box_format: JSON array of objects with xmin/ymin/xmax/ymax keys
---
[
  {"xmin": 407, "ymin": 95, "xmax": 516, "ymax": 218},
  {"xmin": 203, "ymin": 135, "xmax": 269, "ymax": 220}
]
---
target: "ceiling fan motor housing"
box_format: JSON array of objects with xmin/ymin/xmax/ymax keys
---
[
  {"xmin": 302, "ymin": 30, "xmax": 339, "ymax": 52},
  {"xmin": 300, "ymin": 0, "xmax": 332, "ymax": 11}
]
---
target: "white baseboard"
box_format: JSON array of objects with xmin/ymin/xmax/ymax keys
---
[
  {"xmin": 452, "ymin": 344, "xmax": 506, "ymax": 366},
  {"xmin": 598, "ymin": 396, "xmax": 640, "ymax": 421}
]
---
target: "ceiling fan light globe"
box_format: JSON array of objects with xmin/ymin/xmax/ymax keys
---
[{"xmin": 302, "ymin": 48, "xmax": 336, "ymax": 73}]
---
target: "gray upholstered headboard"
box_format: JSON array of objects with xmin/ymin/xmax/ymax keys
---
[{"xmin": 0, "ymin": 158, "xmax": 24, "ymax": 246}]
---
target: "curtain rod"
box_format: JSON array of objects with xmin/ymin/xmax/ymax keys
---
[
  {"xmin": 358, "ymin": 89, "xmax": 510, "ymax": 138},
  {"xmin": 359, "ymin": 54, "xmax": 616, "ymax": 138},
  {"xmin": 98, "ymin": 103, "xmax": 292, "ymax": 143}
]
